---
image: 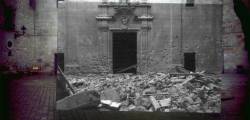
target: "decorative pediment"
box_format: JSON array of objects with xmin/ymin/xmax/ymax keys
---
[{"xmin": 96, "ymin": 1, "xmax": 153, "ymax": 30}]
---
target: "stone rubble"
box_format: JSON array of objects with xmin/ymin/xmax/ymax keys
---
[{"xmin": 66, "ymin": 67, "xmax": 221, "ymax": 113}]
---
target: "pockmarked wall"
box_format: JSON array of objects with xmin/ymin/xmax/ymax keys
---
[
  {"xmin": 223, "ymin": 0, "xmax": 249, "ymax": 72},
  {"xmin": 58, "ymin": 1, "xmax": 223, "ymax": 74},
  {"xmin": 0, "ymin": 0, "xmax": 57, "ymax": 73}
]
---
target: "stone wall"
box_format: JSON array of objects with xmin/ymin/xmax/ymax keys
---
[
  {"xmin": 0, "ymin": 0, "xmax": 57, "ymax": 73},
  {"xmin": 58, "ymin": 1, "xmax": 223, "ymax": 74},
  {"xmin": 223, "ymin": 0, "xmax": 249, "ymax": 72},
  {"xmin": 0, "ymin": 0, "xmax": 246, "ymax": 74},
  {"xmin": 148, "ymin": 4, "xmax": 223, "ymax": 73}
]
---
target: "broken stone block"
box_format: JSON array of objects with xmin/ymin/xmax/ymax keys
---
[
  {"xmin": 187, "ymin": 104, "xmax": 199, "ymax": 112},
  {"xmin": 149, "ymin": 96, "xmax": 160, "ymax": 111},
  {"xmin": 110, "ymin": 102, "xmax": 122, "ymax": 108},
  {"xmin": 101, "ymin": 100, "xmax": 112, "ymax": 105},
  {"xmin": 168, "ymin": 86, "xmax": 179, "ymax": 96},
  {"xmin": 143, "ymin": 87, "xmax": 156, "ymax": 95},
  {"xmin": 158, "ymin": 98, "xmax": 171, "ymax": 107},
  {"xmin": 128, "ymin": 104, "xmax": 136, "ymax": 111},
  {"xmin": 184, "ymin": 97, "xmax": 194, "ymax": 104},
  {"xmin": 171, "ymin": 78, "xmax": 186, "ymax": 83},
  {"xmin": 101, "ymin": 88, "xmax": 120, "ymax": 102},
  {"xmin": 134, "ymin": 97, "xmax": 151, "ymax": 108},
  {"xmin": 56, "ymin": 90, "xmax": 100, "ymax": 110}
]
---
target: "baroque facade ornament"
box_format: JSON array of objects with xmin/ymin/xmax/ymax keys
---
[
  {"xmin": 96, "ymin": 1, "xmax": 153, "ymax": 30},
  {"xmin": 121, "ymin": 16, "xmax": 129, "ymax": 25}
]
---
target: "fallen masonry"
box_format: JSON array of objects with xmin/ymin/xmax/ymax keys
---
[{"xmin": 57, "ymin": 67, "xmax": 221, "ymax": 113}]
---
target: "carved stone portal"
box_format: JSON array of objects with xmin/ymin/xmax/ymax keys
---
[{"xmin": 96, "ymin": 1, "xmax": 154, "ymax": 73}]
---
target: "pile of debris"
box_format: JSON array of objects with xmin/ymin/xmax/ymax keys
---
[{"xmin": 66, "ymin": 67, "xmax": 221, "ymax": 113}]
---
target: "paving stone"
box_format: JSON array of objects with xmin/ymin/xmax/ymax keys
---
[{"xmin": 9, "ymin": 75, "xmax": 56, "ymax": 120}]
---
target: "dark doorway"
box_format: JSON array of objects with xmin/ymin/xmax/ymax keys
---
[
  {"xmin": 184, "ymin": 53, "xmax": 196, "ymax": 72},
  {"xmin": 113, "ymin": 32, "xmax": 137, "ymax": 74}
]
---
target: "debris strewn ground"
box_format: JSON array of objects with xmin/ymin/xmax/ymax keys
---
[{"xmin": 65, "ymin": 67, "xmax": 221, "ymax": 113}]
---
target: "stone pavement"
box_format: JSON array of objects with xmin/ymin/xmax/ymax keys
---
[
  {"xmin": 221, "ymin": 74, "xmax": 249, "ymax": 120},
  {"xmin": 9, "ymin": 75, "xmax": 56, "ymax": 120}
]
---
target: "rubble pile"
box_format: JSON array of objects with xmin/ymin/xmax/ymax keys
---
[{"xmin": 66, "ymin": 69, "xmax": 221, "ymax": 113}]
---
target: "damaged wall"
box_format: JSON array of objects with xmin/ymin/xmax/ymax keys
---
[
  {"xmin": 58, "ymin": 2, "xmax": 102, "ymax": 73},
  {"xmin": 0, "ymin": 0, "xmax": 57, "ymax": 73},
  {"xmin": 58, "ymin": 1, "xmax": 223, "ymax": 74},
  {"xmin": 223, "ymin": 0, "xmax": 249, "ymax": 72},
  {"xmin": 0, "ymin": 0, "xmax": 246, "ymax": 74},
  {"xmin": 148, "ymin": 4, "xmax": 222, "ymax": 73}
]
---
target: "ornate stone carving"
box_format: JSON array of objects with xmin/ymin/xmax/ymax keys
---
[
  {"xmin": 121, "ymin": 16, "xmax": 129, "ymax": 25},
  {"xmin": 96, "ymin": 1, "xmax": 154, "ymax": 35},
  {"xmin": 96, "ymin": 1, "xmax": 154, "ymax": 73}
]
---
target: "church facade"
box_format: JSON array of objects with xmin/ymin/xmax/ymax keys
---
[{"xmin": 57, "ymin": 0, "xmax": 223, "ymax": 74}]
